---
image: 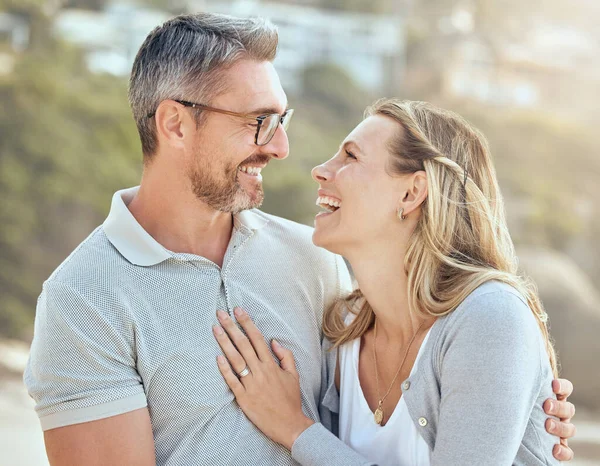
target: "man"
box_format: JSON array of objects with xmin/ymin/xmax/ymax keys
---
[{"xmin": 24, "ymin": 13, "xmax": 576, "ymax": 465}]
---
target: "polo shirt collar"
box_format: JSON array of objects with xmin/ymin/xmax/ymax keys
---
[
  {"xmin": 235, "ymin": 209, "xmax": 269, "ymax": 231},
  {"xmin": 103, "ymin": 186, "xmax": 269, "ymax": 267},
  {"xmin": 103, "ymin": 187, "xmax": 172, "ymax": 266}
]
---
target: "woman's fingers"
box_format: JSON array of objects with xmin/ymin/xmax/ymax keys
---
[
  {"xmin": 216, "ymin": 309, "xmax": 259, "ymax": 369},
  {"xmin": 546, "ymin": 418, "xmax": 577, "ymax": 440},
  {"xmin": 217, "ymin": 355, "xmax": 245, "ymax": 398},
  {"xmin": 552, "ymin": 378, "xmax": 573, "ymax": 400},
  {"xmin": 553, "ymin": 443, "xmax": 574, "ymax": 462},
  {"xmin": 233, "ymin": 307, "xmax": 273, "ymax": 363},
  {"xmin": 272, "ymin": 340, "xmax": 298, "ymax": 377},
  {"xmin": 213, "ymin": 323, "xmax": 251, "ymax": 375},
  {"xmin": 544, "ymin": 398, "xmax": 576, "ymax": 421}
]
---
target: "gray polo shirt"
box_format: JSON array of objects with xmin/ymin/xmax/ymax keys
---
[{"xmin": 24, "ymin": 186, "xmax": 352, "ymax": 465}]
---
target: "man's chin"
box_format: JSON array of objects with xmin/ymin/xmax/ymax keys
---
[{"xmin": 228, "ymin": 190, "xmax": 264, "ymax": 214}]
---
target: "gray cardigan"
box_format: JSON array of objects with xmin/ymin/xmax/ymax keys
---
[{"xmin": 291, "ymin": 281, "xmax": 560, "ymax": 465}]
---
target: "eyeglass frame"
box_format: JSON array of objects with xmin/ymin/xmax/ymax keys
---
[{"xmin": 147, "ymin": 99, "xmax": 294, "ymax": 146}]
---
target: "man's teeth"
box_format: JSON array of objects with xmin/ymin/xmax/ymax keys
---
[
  {"xmin": 238, "ymin": 166, "xmax": 262, "ymax": 175},
  {"xmin": 316, "ymin": 196, "xmax": 342, "ymax": 212}
]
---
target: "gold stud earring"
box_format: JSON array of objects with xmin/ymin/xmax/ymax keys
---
[{"xmin": 397, "ymin": 207, "xmax": 406, "ymax": 220}]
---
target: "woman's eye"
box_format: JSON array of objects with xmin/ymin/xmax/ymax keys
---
[{"xmin": 345, "ymin": 150, "xmax": 357, "ymax": 159}]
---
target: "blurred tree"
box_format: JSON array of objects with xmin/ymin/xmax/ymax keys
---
[
  {"xmin": 0, "ymin": 9, "xmax": 140, "ymax": 339},
  {"xmin": 62, "ymin": 0, "xmax": 106, "ymax": 10}
]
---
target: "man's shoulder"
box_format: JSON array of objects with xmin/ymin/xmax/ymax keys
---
[
  {"xmin": 253, "ymin": 209, "xmax": 347, "ymax": 274},
  {"xmin": 252, "ymin": 209, "xmax": 314, "ymax": 237},
  {"xmin": 46, "ymin": 225, "xmax": 126, "ymax": 291},
  {"xmin": 255, "ymin": 210, "xmax": 335, "ymax": 254}
]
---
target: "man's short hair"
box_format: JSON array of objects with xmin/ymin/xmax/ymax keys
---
[{"xmin": 128, "ymin": 13, "xmax": 279, "ymax": 159}]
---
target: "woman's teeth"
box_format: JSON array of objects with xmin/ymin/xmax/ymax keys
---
[
  {"xmin": 316, "ymin": 196, "xmax": 341, "ymax": 212},
  {"xmin": 238, "ymin": 166, "xmax": 262, "ymax": 176}
]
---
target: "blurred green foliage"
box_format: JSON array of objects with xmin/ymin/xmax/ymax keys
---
[{"xmin": 0, "ymin": 10, "xmax": 140, "ymax": 338}]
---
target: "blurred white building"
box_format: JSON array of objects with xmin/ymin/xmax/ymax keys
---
[
  {"xmin": 442, "ymin": 37, "xmax": 541, "ymax": 108},
  {"xmin": 0, "ymin": 13, "xmax": 30, "ymax": 75},
  {"xmin": 54, "ymin": 3, "xmax": 170, "ymax": 75},
  {"xmin": 188, "ymin": 0, "xmax": 406, "ymax": 93},
  {"xmin": 441, "ymin": 23, "xmax": 599, "ymax": 121},
  {"xmin": 53, "ymin": 0, "xmax": 405, "ymax": 93}
]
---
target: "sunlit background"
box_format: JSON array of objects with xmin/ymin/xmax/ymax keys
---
[{"xmin": 1, "ymin": 0, "xmax": 599, "ymax": 464}]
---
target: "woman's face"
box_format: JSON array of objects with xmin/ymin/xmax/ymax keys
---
[{"xmin": 311, "ymin": 115, "xmax": 408, "ymax": 256}]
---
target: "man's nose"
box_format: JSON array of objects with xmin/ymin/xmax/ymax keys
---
[{"xmin": 261, "ymin": 124, "xmax": 289, "ymax": 160}]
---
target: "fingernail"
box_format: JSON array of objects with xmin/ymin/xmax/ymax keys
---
[
  {"xmin": 216, "ymin": 310, "xmax": 228, "ymax": 320},
  {"xmin": 234, "ymin": 308, "xmax": 245, "ymax": 317},
  {"xmin": 554, "ymin": 379, "xmax": 561, "ymax": 392},
  {"xmin": 213, "ymin": 325, "xmax": 224, "ymax": 335},
  {"xmin": 549, "ymin": 419, "xmax": 556, "ymax": 431},
  {"xmin": 548, "ymin": 400, "xmax": 555, "ymax": 413},
  {"xmin": 272, "ymin": 339, "xmax": 280, "ymax": 348},
  {"xmin": 217, "ymin": 355, "xmax": 226, "ymax": 364},
  {"xmin": 555, "ymin": 445, "xmax": 563, "ymax": 456}
]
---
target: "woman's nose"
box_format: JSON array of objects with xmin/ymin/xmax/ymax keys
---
[{"xmin": 311, "ymin": 162, "xmax": 330, "ymax": 183}]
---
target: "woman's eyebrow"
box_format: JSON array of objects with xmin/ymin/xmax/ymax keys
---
[{"xmin": 341, "ymin": 140, "xmax": 363, "ymax": 154}]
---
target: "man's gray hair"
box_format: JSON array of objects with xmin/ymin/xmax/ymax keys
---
[{"xmin": 129, "ymin": 13, "xmax": 279, "ymax": 158}]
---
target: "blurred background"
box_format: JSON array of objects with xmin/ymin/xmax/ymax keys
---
[{"xmin": 1, "ymin": 0, "xmax": 599, "ymax": 464}]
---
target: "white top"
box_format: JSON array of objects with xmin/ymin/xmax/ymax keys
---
[
  {"xmin": 338, "ymin": 316, "xmax": 432, "ymax": 466},
  {"xmin": 24, "ymin": 186, "xmax": 352, "ymax": 465}
]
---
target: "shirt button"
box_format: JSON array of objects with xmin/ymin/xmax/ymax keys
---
[
  {"xmin": 402, "ymin": 380, "xmax": 411, "ymax": 391},
  {"xmin": 418, "ymin": 417, "xmax": 428, "ymax": 427}
]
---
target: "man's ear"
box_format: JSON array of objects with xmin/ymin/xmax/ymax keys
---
[
  {"xmin": 154, "ymin": 100, "xmax": 192, "ymax": 152},
  {"xmin": 399, "ymin": 171, "xmax": 428, "ymax": 216}
]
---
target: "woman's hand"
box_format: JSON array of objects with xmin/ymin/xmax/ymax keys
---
[
  {"xmin": 544, "ymin": 378, "xmax": 577, "ymax": 461},
  {"xmin": 213, "ymin": 307, "xmax": 315, "ymax": 451}
]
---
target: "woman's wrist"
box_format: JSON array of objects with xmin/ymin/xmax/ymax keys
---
[{"xmin": 284, "ymin": 415, "xmax": 316, "ymax": 451}]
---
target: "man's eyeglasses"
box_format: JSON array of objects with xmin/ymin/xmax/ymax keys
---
[{"xmin": 147, "ymin": 100, "xmax": 294, "ymax": 146}]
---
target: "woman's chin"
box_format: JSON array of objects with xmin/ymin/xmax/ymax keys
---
[{"xmin": 312, "ymin": 228, "xmax": 344, "ymax": 256}]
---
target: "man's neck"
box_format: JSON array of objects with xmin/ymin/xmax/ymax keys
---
[{"xmin": 127, "ymin": 178, "xmax": 233, "ymax": 268}]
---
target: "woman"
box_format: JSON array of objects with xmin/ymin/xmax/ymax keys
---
[{"xmin": 212, "ymin": 100, "xmax": 572, "ymax": 465}]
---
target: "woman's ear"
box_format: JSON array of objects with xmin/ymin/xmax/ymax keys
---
[{"xmin": 399, "ymin": 171, "xmax": 428, "ymax": 216}]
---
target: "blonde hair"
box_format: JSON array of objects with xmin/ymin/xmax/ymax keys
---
[{"xmin": 323, "ymin": 99, "xmax": 557, "ymax": 376}]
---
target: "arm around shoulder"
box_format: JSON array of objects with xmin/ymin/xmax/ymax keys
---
[{"xmin": 431, "ymin": 288, "xmax": 550, "ymax": 465}]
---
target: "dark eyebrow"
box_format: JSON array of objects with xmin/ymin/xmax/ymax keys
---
[{"xmin": 247, "ymin": 105, "xmax": 289, "ymax": 116}]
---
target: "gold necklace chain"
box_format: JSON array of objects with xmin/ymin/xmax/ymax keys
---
[{"xmin": 372, "ymin": 318, "xmax": 426, "ymax": 425}]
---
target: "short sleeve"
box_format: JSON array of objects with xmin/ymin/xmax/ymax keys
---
[{"xmin": 23, "ymin": 280, "xmax": 147, "ymax": 431}]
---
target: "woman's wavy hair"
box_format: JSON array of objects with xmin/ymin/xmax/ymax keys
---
[{"xmin": 322, "ymin": 99, "xmax": 557, "ymax": 376}]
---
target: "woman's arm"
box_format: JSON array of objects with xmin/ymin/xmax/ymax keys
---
[{"xmin": 431, "ymin": 290, "xmax": 559, "ymax": 465}]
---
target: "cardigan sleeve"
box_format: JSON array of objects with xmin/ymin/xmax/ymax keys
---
[
  {"xmin": 291, "ymin": 422, "xmax": 377, "ymax": 466},
  {"xmin": 430, "ymin": 289, "xmax": 551, "ymax": 465}
]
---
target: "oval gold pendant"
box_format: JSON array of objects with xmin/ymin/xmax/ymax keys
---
[{"xmin": 374, "ymin": 406, "xmax": 384, "ymax": 425}]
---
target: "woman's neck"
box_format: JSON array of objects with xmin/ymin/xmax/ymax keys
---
[{"xmin": 347, "ymin": 245, "xmax": 429, "ymax": 345}]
